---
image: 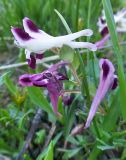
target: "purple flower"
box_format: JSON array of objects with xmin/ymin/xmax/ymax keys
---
[
  {"xmin": 11, "ymin": 17, "xmax": 97, "ymax": 68},
  {"xmin": 96, "ymin": 9, "xmax": 126, "ymax": 48},
  {"xmin": 98, "ymin": 9, "xmax": 126, "ymax": 36},
  {"xmin": 85, "ymin": 59, "xmax": 118, "ymax": 128},
  {"xmin": 19, "ymin": 61, "xmax": 69, "ymax": 115}
]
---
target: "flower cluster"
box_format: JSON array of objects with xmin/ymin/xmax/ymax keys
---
[{"xmin": 11, "ymin": 16, "xmax": 118, "ymax": 129}]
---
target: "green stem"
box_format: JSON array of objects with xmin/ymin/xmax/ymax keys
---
[
  {"xmin": 93, "ymin": 119, "xmax": 101, "ymax": 139},
  {"xmin": 76, "ymin": 51, "xmax": 90, "ymax": 107},
  {"xmin": 102, "ymin": 0, "xmax": 126, "ymax": 121},
  {"xmin": 69, "ymin": 64, "xmax": 81, "ymax": 84}
]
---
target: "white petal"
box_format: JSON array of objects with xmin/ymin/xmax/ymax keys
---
[
  {"xmin": 25, "ymin": 49, "xmax": 31, "ymax": 59},
  {"xmin": 57, "ymin": 29, "xmax": 93, "ymax": 42},
  {"xmin": 23, "ymin": 17, "xmax": 52, "ymax": 38},
  {"xmin": 66, "ymin": 42, "xmax": 97, "ymax": 51}
]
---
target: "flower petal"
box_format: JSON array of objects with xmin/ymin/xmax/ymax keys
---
[
  {"xmin": 47, "ymin": 83, "xmax": 60, "ymax": 114},
  {"xmin": 23, "ymin": 17, "xmax": 40, "ymax": 33},
  {"xmin": 56, "ymin": 73, "xmax": 68, "ymax": 80},
  {"xmin": 36, "ymin": 53, "xmax": 44, "ymax": 59},
  {"xmin": 23, "ymin": 17, "xmax": 52, "ymax": 38},
  {"xmin": 58, "ymin": 29, "xmax": 93, "ymax": 42},
  {"xmin": 85, "ymin": 59, "xmax": 116, "ymax": 128},
  {"xmin": 48, "ymin": 61, "xmax": 69, "ymax": 72},
  {"xmin": 33, "ymin": 79, "xmax": 49, "ymax": 87},
  {"xmin": 27, "ymin": 54, "xmax": 36, "ymax": 69},
  {"xmin": 11, "ymin": 27, "xmax": 33, "ymax": 45},
  {"xmin": 67, "ymin": 42, "xmax": 97, "ymax": 51},
  {"xmin": 111, "ymin": 75, "xmax": 118, "ymax": 90},
  {"xmin": 95, "ymin": 34, "xmax": 110, "ymax": 49},
  {"xmin": 19, "ymin": 74, "xmax": 33, "ymax": 86}
]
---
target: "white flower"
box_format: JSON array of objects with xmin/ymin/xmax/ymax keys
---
[
  {"xmin": 97, "ymin": 8, "xmax": 126, "ymax": 36},
  {"xmin": 11, "ymin": 17, "xmax": 97, "ymax": 68}
]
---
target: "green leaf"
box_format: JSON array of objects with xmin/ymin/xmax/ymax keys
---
[
  {"xmin": 54, "ymin": 9, "xmax": 72, "ymax": 34},
  {"xmin": 0, "ymin": 72, "xmax": 10, "ymax": 86},
  {"xmin": 102, "ymin": 89, "xmax": 121, "ymax": 132},
  {"xmin": 60, "ymin": 45, "xmax": 75, "ymax": 62},
  {"xmin": 44, "ymin": 141, "xmax": 54, "ymax": 160},
  {"xmin": 62, "ymin": 147, "xmax": 81, "ymax": 159},
  {"xmin": 97, "ymin": 145, "xmax": 115, "ymax": 151},
  {"xmin": 27, "ymin": 87, "xmax": 55, "ymax": 119},
  {"xmin": 3, "ymin": 74, "xmax": 17, "ymax": 96},
  {"xmin": 35, "ymin": 129, "xmax": 46, "ymax": 144},
  {"xmin": 36, "ymin": 132, "xmax": 62, "ymax": 160},
  {"xmin": 102, "ymin": 0, "xmax": 126, "ymax": 121},
  {"xmin": 18, "ymin": 109, "xmax": 34, "ymax": 129}
]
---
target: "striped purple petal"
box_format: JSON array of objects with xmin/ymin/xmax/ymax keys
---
[
  {"xmin": 11, "ymin": 27, "xmax": 33, "ymax": 42},
  {"xmin": 19, "ymin": 74, "xmax": 33, "ymax": 86},
  {"xmin": 23, "ymin": 17, "xmax": 40, "ymax": 33},
  {"xmin": 27, "ymin": 55, "xmax": 36, "ymax": 69},
  {"xmin": 85, "ymin": 58, "xmax": 118, "ymax": 128}
]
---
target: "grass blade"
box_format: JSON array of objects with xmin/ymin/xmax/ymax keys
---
[{"xmin": 102, "ymin": 0, "xmax": 126, "ymax": 121}]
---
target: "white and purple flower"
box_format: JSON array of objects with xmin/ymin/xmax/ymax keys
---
[
  {"xmin": 85, "ymin": 58, "xmax": 118, "ymax": 128},
  {"xmin": 96, "ymin": 8, "xmax": 126, "ymax": 48},
  {"xmin": 19, "ymin": 61, "xmax": 69, "ymax": 115},
  {"xmin": 11, "ymin": 17, "xmax": 97, "ymax": 69}
]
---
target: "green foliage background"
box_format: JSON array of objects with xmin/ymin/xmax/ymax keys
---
[{"xmin": 0, "ymin": 0, "xmax": 126, "ymax": 160}]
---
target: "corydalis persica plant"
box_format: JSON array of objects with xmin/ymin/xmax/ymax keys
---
[
  {"xmin": 96, "ymin": 8, "xmax": 126, "ymax": 48},
  {"xmin": 19, "ymin": 61, "xmax": 68, "ymax": 115},
  {"xmin": 11, "ymin": 17, "xmax": 97, "ymax": 69},
  {"xmin": 85, "ymin": 59, "xmax": 118, "ymax": 128}
]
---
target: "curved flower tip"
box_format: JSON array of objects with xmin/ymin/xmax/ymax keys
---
[
  {"xmin": 85, "ymin": 58, "xmax": 118, "ymax": 129},
  {"xmin": 19, "ymin": 74, "xmax": 33, "ymax": 86},
  {"xmin": 82, "ymin": 29, "xmax": 93, "ymax": 36},
  {"xmin": 68, "ymin": 42, "xmax": 97, "ymax": 51},
  {"xmin": 23, "ymin": 17, "xmax": 40, "ymax": 33},
  {"xmin": 95, "ymin": 34, "xmax": 110, "ymax": 49},
  {"xmin": 11, "ymin": 27, "xmax": 32, "ymax": 44}
]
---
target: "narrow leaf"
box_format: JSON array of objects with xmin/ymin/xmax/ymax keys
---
[{"xmin": 102, "ymin": 0, "xmax": 126, "ymax": 120}]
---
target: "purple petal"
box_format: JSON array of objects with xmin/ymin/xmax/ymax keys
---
[
  {"xmin": 101, "ymin": 18, "xmax": 106, "ymax": 24},
  {"xmin": 43, "ymin": 72, "xmax": 53, "ymax": 79},
  {"xmin": 63, "ymin": 95, "xmax": 74, "ymax": 106},
  {"xmin": 101, "ymin": 26, "xmax": 109, "ymax": 37},
  {"xmin": 36, "ymin": 53, "xmax": 44, "ymax": 59},
  {"xmin": 19, "ymin": 74, "xmax": 33, "ymax": 86},
  {"xmin": 23, "ymin": 17, "xmax": 40, "ymax": 33},
  {"xmin": 47, "ymin": 83, "xmax": 60, "ymax": 114},
  {"xmin": 33, "ymin": 79, "xmax": 49, "ymax": 87},
  {"xmin": 111, "ymin": 76, "xmax": 118, "ymax": 90},
  {"xmin": 11, "ymin": 27, "xmax": 33, "ymax": 42},
  {"xmin": 48, "ymin": 61, "xmax": 69, "ymax": 72},
  {"xmin": 102, "ymin": 60, "xmax": 110, "ymax": 79},
  {"xmin": 27, "ymin": 55, "xmax": 36, "ymax": 69},
  {"xmin": 85, "ymin": 58, "xmax": 116, "ymax": 128},
  {"xmin": 95, "ymin": 34, "xmax": 110, "ymax": 49},
  {"xmin": 56, "ymin": 73, "xmax": 68, "ymax": 80}
]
